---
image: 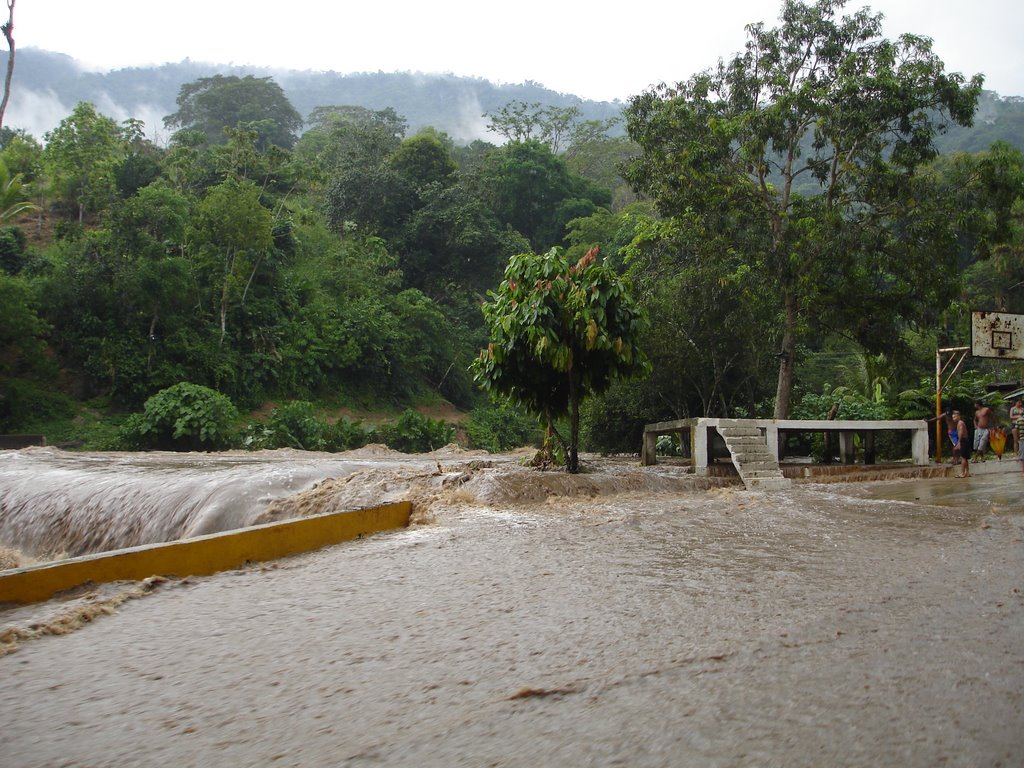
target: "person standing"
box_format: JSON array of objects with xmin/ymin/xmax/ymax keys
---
[
  {"xmin": 942, "ymin": 409, "xmax": 958, "ymax": 462},
  {"xmin": 954, "ymin": 410, "xmax": 970, "ymax": 478},
  {"xmin": 972, "ymin": 400, "xmax": 992, "ymax": 462},
  {"xmin": 1010, "ymin": 398, "xmax": 1024, "ymax": 460}
]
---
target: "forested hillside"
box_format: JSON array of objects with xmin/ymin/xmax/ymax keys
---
[
  {"xmin": 9, "ymin": 49, "xmax": 626, "ymax": 144},
  {"xmin": 10, "ymin": 48, "xmax": 1023, "ymax": 152},
  {"xmin": 1, "ymin": 1, "xmax": 1023, "ymax": 459}
]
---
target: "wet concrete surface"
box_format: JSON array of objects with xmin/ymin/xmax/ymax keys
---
[{"xmin": 1, "ymin": 458, "xmax": 1022, "ymax": 767}]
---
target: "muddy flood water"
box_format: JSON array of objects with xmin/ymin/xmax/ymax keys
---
[{"xmin": 1, "ymin": 448, "xmax": 1022, "ymax": 767}]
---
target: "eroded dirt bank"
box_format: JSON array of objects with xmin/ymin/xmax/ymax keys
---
[{"xmin": 1, "ymin": 459, "xmax": 1022, "ymax": 767}]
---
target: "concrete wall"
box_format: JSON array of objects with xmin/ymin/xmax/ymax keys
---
[{"xmin": 0, "ymin": 501, "xmax": 412, "ymax": 606}]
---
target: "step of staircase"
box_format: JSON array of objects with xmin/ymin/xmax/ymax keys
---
[{"xmin": 716, "ymin": 425, "xmax": 791, "ymax": 491}]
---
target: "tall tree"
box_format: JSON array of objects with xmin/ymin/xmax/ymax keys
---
[
  {"xmin": 164, "ymin": 75, "xmax": 302, "ymax": 150},
  {"xmin": 952, "ymin": 142, "xmax": 1024, "ymax": 314},
  {"xmin": 189, "ymin": 178, "xmax": 274, "ymax": 346},
  {"xmin": 472, "ymin": 247, "xmax": 650, "ymax": 473},
  {"xmin": 295, "ymin": 105, "xmax": 406, "ymax": 180},
  {"xmin": 485, "ymin": 101, "xmax": 583, "ymax": 154},
  {"xmin": 472, "ymin": 139, "xmax": 610, "ymax": 250},
  {"xmin": 624, "ymin": 0, "xmax": 983, "ymax": 417},
  {"xmin": 44, "ymin": 102, "xmax": 125, "ymax": 223},
  {"xmin": 387, "ymin": 131, "xmax": 457, "ymax": 190}
]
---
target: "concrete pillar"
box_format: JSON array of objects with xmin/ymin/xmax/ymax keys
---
[
  {"xmin": 641, "ymin": 430, "xmax": 657, "ymax": 466},
  {"xmin": 693, "ymin": 423, "xmax": 709, "ymax": 474},
  {"xmin": 912, "ymin": 426, "xmax": 930, "ymax": 465},
  {"xmin": 764, "ymin": 424, "xmax": 780, "ymax": 462},
  {"xmin": 839, "ymin": 431, "xmax": 856, "ymax": 464}
]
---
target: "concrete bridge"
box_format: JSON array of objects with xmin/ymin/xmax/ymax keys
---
[{"xmin": 642, "ymin": 418, "xmax": 931, "ymax": 491}]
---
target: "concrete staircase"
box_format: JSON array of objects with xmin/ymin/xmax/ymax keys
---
[{"xmin": 715, "ymin": 422, "xmax": 791, "ymax": 491}]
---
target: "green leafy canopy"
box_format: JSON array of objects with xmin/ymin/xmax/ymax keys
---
[{"xmin": 472, "ymin": 246, "xmax": 650, "ymax": 472}]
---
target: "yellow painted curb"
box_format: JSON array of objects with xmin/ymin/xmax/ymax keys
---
[{"xmin": 0, "ymin": 501, "xmax": 412, "ymax": 606}]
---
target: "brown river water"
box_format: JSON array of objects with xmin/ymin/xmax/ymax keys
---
[{"xmin": 1, "ymin": 448, "xmax": 1022, "ymax": 767}]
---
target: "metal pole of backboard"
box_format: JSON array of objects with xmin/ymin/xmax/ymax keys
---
[{"xmin": 935, "ymin": 346, "xmax": 970, "ymax": 463}]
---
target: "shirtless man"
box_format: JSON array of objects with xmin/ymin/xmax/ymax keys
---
[
  {"xmin": 954, "ymin": 411, "xmax": 970, "ymax": 478},
  {"xmin": 973, "ymin": 400, "xmax": 992, "ymax": 462},
  {"xmin": 1010, "ymin": 398, "xmax": 1024, "ymax": 460}
]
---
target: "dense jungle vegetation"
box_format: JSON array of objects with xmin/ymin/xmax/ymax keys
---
[{"xmin": 1, "ymin": 0, "xmax": 1023, "ymax": 457}]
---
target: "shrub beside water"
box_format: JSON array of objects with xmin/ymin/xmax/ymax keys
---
[
  {"xmin": 328, "ymin": 416, "xmax": 375, "ymax": 452},
  {"xmin": 118, "ymin": 383, "xmax": 239, "ymax": 451},
  {"xmin": 377, "ymin": 408, "xmax": 454, "ymax": 453},
  {"xmin": 116, "ymin": 387, "xmax": 455, "ymax": 454}
]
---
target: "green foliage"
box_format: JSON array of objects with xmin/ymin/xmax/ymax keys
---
[
  {"xmin": 472, "ymin": 246, "xmax": 650, "ymax": 472},
  {"xmin": 0, "ymin": 378, "xmax": 75, "ymax": 433},
  {"xmin": 118, "ymin": 382, "xmax": 239, "ymax": 451},
  {"xmin": 297, "ymin": 105, "xmax": 406, "ymax": 181},
  {"xmin": 0, "ymin": 271, "xmax": 49, "ymax": 379},
  {"xmin": 164, "ymin": 75, "xmax": 303, "ymax": 150},
  {"xmin": 377, "ymin": 408, "xmax": 455, "ymax": 453},
  {"xmin": 484, "ymin": 101, "xmax": 616, "ymax": 155},
  {"xmin": 621, "ymin": 212, "xmax": 784, "ymax": 420},
  {"xmin": 190, "ymin": 177, "xmax": 275, "ymax": 348},
  {"xmin": 579, "ymin": 380, "xmax": 655, "ymax": 455},
  {"xmin": 328, "ymin": 416, "xmax": 375, "ymax": 452},
  {"xmin": 472, "ymin": 140, "xmax": 611, "ymax": 251},
  {"xmin": 792, "ymin": 386, "xmax": 891, "ymax": 422},
  {"xmin": 44, "ymin": 102, "xmax": 125, "ymax": 222},
  {"xmin": 563, "ymin": 134, "xmax": 638, "ymax": 211},
  {"xmin": 7, "ymin": 65, "xmax": 1019, "ymax": 457},
  {"xmin": 0, "ymin": 159, "xmax": 38, "ymax": 224},
  {"xmin": 263, "ymin": 401, "xmax": 328, "ymax": 451},
  {"xmin": 895, "ymin": 371, "xmax": 998, "ymax": 421},
  {"xmin": 792, "ymin": 385, "xmax": 903, "ymax": 461},
  {"xmin": 323, "ymin": 164, "xmax": 417, "ymax": 237},
  {"xmin": 388, "ymin": 132, "xmax": 457, "ymax": 189},
  {"xmin": 624, "ymin": 0, "xmax": 983, "ymax": 417},
  {"xmin": 240, "ymin": 406, "xmax": 376, "ymax": 452},
  {"xmin": 0, "ymin": 130, "xmax": 44, "ymax": 181},
  {"xmin": 465, "ymin": 401, "xmax": 541, "ymax": 453},
  {"xmin": 400, "ymin": 182, "xmax": 527, "ymax": 294}
]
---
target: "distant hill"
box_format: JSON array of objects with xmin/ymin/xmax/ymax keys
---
[
  {"xmin": 933, "ymin": 91, "xmax": 1024, "ymax": 155},
  {"xmin": 6, "ymin": 48, "xmax": 1022, "ymax": 154},
  {"xmin": 6, "ymin": 48, "xmax": 627, "ymax": 145}
]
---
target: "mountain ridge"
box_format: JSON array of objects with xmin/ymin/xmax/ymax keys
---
[
  {"xmin": 6, "ymin": 48, "xmax": 626, "ymax": 144},
  {"xmin": 5, "ymin": 48, "xmax": 1022, "ymax": 156}
]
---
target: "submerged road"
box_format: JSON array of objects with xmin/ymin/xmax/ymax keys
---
[{"xmin": 2, "ymin": 466, "xmax": 1023, "ymax": 766}]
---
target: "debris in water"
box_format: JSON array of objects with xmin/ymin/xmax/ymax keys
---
[{"xmin": 508, "ymin": 685, "xmax": 582, "ymax": 700}]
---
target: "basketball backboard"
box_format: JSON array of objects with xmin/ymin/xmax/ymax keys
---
[{"xmin": 971, "ymin": 311, "xmax": 1024, "ymax": 360}]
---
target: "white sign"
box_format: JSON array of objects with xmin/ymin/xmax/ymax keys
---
[{"xmin": 971, "ymin": 311, "xmax": 1024, "ymax": 360}]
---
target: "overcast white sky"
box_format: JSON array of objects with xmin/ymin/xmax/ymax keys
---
[{"xmin": 15, "ymin": 0, "xmax": 1024, "ymax": 100}]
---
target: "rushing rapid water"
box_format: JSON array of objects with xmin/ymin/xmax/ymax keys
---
[
  {"xmin": 0, "ymin": 447, "xmax": 399, "ymax": 558},
  {"xmin": 0, "ymin": 446, "xmax": 729, "ymax": 563},
  {"xmin": 1, "ymin": 450, "xmax": 1021, "ymax": 766}
]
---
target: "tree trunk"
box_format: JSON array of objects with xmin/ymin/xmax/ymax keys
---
[
  {"xmin": 0, "ymin": 1, "xmax": 15, "ymax": 132},
  {"xmin": 147, "ymin": 310, "xmax": 159, "ymax": 375},
  {"xmin": 773, "ymin": 291, "xmax": 798, "ymax": 419},
  {"xmin": 567, "ymin": 368, "xmax": 581, "ymax": 474},
  {"xmin": 219, "ymin": 249, "xmax": 235, "ymax": 347}
]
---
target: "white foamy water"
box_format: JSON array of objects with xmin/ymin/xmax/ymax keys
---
[
  {"xmin": 0, "ymin": 447, "xmax": 728, "ymax": 562},
  {"xmin": 0, "ymin": 447, "xmax": 403, "ymax": 558},
  {"xmin": 1, "ymin": 451, "xmax": 1022, "ymax": 766}
]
